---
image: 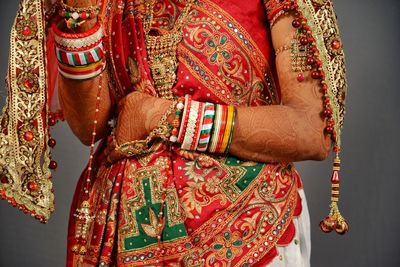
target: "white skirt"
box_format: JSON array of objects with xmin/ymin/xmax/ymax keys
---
[{"xmin": 266, "ymin": 189, "xmax": 311, "ymax": 267}]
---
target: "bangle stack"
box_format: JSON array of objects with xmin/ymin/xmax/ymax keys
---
[
  {"xmin": 169, "ymin": 97, "xmax": 185, "ymax": 143},
  {"xmin": 178, "ymin": 95, "xmax": 236, "ymax": 154},
  {"xmin": 59, "ymin": 0, "xmax": 100, "ymax": 29},
  {"xmin": 53, "ymin": 22, "xmax": 106, "ymax": 80}
]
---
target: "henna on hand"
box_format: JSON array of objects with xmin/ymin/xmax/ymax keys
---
[{"xmin": 113, "ymin": 92, "xmax": 172, "ymax": 145}]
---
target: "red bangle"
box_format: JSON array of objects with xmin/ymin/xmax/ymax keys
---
[{"xmin": 52, "ymin": 21, "xmax": 101, "ymax": 39}]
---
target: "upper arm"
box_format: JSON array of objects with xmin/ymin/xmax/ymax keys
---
[{"xmin": 262, "ymin": 0, "xmax": 348, "ymax": 153}]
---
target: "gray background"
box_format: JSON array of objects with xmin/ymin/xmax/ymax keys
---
[{"xmin": 0, "ymin": 0, "xmax": 399, "ymax": 266}]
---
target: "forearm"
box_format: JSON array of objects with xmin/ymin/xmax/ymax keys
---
[
  {"xmin": 229, "ymin": 55, "xmax": 331, "ymax": 163},
  {"xmin": 229, "ymin": 104, "xmax": 330, "ymax": 163},
  {"xmin": 59, "ymin": 73, "xmax": 112, "ymax": 145},
  {"xmin": 58, "ymin": 0, "xmax": 112, "ymax": 145},
  {"xmin": 228, "ymin": 14, "xmax": 331, "ymax": 163}
]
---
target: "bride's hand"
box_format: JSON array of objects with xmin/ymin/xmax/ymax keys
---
[{"xmin": 104, "ymin": 91, "xmax": 172, "ymax": 164}]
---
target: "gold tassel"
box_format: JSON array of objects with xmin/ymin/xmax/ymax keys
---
[
  {"xmin": 320, "ymin": 153, "xmax": 349, "ymax": 235},
  {"xmin": 72, "ymin": 200, "xmax": 94, "ymax": 255}
]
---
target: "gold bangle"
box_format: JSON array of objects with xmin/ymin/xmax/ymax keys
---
[{"xmin": 220, "ymin": 105, "xmax": 235, "ymax": 153}]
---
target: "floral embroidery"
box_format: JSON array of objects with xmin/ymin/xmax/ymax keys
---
[
  {"xmin": 205, "ymin": 176, "xmax": 220, "ymax": 194},
  {"xmin": 213, "ymin": 231, "xmax": 243, "ymax": 260},
  {"xmin": 65, "ymin": 1, "xmax": 313, "ymax": 266},
  {"xmin": 205, "ymin": 34, "xmax": 234, "ymax": 65}
]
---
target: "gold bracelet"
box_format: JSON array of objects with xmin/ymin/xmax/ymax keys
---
[{"xmin": 113, "ymin": 100, "xmax": 177, "ymax": 156}]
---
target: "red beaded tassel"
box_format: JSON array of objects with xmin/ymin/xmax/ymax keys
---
[{"xmin": 319, "ymin": 150, "xmax": 349, "ymax": 235}]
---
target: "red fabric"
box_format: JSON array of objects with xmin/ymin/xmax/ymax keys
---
[{"xmin": 66, "ymin": 1, "xmax": 303, "ymax": 266}]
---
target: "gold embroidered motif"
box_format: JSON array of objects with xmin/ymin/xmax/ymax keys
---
[
  {"xmin": 0, "ymin": 0, "xmax": 54, "ymax": 222},
  {"xmin": 297, "ymin": 0, "xmax": 348, "ymax": 146}
]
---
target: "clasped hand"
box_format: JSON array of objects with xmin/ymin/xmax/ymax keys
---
[{"xmin": 104, "ymin": 91, "xmax": 172, "ymax": 164}]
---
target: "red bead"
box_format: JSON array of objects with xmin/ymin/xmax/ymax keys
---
[
  {"xmin": 321, "ymin": 84, "xmax": 328, "ymax": 94},
  {"xmin": 171, "ymin": 129, "xmax": 178, "ymax": 136},
  {"xmin": 331, "ymin": 132, "xmax": 337, "ymax": 141},
  {"xmin": 331, "ymin": 39, "xmax": 341, "ymax": 50},
  {"xmin": 323, "ymin": 98, "xmax": 330, "ymax": 105},
  {"xmin": 297, "ymin": 73, "xmax": 305, "ymax": 82},
  {"xmin": 59, "ymin": 9, "xmax": 66, "ymax": 17},
  {"xmin": 300, "ymin": 37, "xmax": 309, "ymax": 45},
  {"xmin": 49, "ymin": 160, "xmax": 58, "ymax": 170},
  {"xmin": 24, "ymin": 78, "xmax": 34, "ymax": 89},
  {"xmin": 320, "ymin": 217, "xmax": 335, "ymax": 233},
  {"xmin": 311, "ymin": 71, "xmax": 320, "ymax": 79},
  {"xmin": 283, "ymin": 4, "xmax": 291, "ymax": 12},
  {"xmin": 81, "ymin": 12, "xmax": 88, "ymax": 19},
  {"xmin": 28, "ymin": 181, "xmax": 38, "ymax": 191},
  {"xmin": 323, "ymin": 109, "xmax": 332, "ymax": 118},
  {"xmin": 319, "ymin": 71, "xmax": 325, "ymax": 80},
  {"xmin": 48, "ymin": 138, "xmax": 56, "ymax": 148},
  {"xmin": 23, "ymin": 131, "xmax": 34, "ymax": 141},
  {"xmin": 292, "ymin": 19, "xmax": 301, "ymax": 28},
  {"xmin": 22, "ymin": 26, "xmax": 32, "ymax": 36},
  {"xmin": 310, "ymin": 46, "xmax": 318, "ymax": 53},
  {"xmin": 331, "ymin": 170, "xmax": 340, "ymax": 183},
  {"xmin": 308, "ymin": 36, "xmax": 315, "ymax": 43},
  {"xmin": 1, "ymin": 176, "xmax": 8, "ymax": 184},
  {"xmin": 48, "ymin": 118, "xmax": 56, "ymax": 127},
  {"xmin": 306, "ymin": 57, "xmax": 315, "ymax": 65},
  {"xmin": 325, "ymin": 126, "xmax": 334, "ymax": 134}
]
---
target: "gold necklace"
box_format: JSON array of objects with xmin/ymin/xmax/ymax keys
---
[{"xmin": 144, "ymin": 0, "xmax": 194, "ymax": 100}]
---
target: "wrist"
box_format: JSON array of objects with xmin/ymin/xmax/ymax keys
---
[{"xmin": 60, "ymin": 0, "xmax": 100, "ymax": 32}]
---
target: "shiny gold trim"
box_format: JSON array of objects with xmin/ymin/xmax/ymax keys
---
[
  {"xmin": 0, "ymin": 0, "xmax": 54, "ymax": 222},
  {"xmin": 297, "ymin": 0, "xmax": 348, "ymax": 147}
]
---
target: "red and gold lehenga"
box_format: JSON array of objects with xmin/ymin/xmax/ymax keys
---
[{"xmin": 0, "ymin": 0, "xmax": 348, "ymax": 266}]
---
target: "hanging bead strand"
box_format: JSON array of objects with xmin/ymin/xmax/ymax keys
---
[{"xmin": 72, "ymin": 73, "xmax": 103, "ymax": 255}]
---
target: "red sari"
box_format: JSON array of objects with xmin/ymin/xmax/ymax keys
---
[{"xmin": 67, "ymin": 1, "xmax": 304, "ymax": 266}]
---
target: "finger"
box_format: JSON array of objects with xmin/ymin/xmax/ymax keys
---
[
  {"xmin": 107, "ymin": 150, "xmax": 124, "ymax": 165},
  {"xmin": 103, "ymin": 139, "xmax": 115, "ymax": 158}
]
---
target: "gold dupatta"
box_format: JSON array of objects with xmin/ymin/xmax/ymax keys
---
[{"xmin": 0, "ymin": 0, "xmax": 55, "ymax": 223}]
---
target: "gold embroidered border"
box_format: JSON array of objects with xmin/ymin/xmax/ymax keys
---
[
  {"xmin": 297, "ymin": 0, "xmax": 348, "ymax": 147},
  {"xmin": 0, "ymin": 0, "xmax": 53, "ymax": 222}
]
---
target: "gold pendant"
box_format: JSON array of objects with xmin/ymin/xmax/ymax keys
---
[{"xmin": 72, "ymin": 200, "xmax": 95, "ymax": 255}]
